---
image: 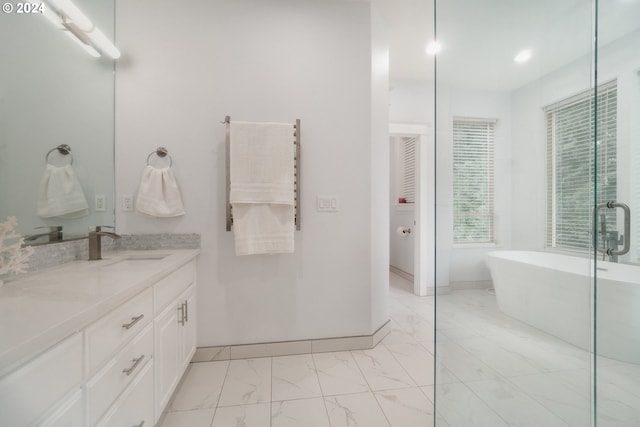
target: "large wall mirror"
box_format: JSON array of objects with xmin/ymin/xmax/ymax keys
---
[{"xmin": 0, "ymin": 0, "xmax": 116, "ymax": 244}]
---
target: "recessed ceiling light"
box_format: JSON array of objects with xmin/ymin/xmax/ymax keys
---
[
  {"xmin": 514, "ymin": 49, "xmax": 532, "ymax": 64},
  {"xmin": 426, "ymin": 41, "xmax": 442, "ymax": 56}
]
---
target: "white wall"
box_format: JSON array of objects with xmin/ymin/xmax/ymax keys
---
[
  {"xmin": 390, "ymin": 81, "xmax": 433, "ymax": 124},
  {"xmin": 512, "ymin": 29, "xmax": 640, "ymax": 262},
  {"xmin": 388, "ymin": 82, "xmax": 441, "ymax": 288},
  {"xmin": 391, "ymin": 81, "xmax": 512, "ymax": 286},
  {"xmin": 439, "ymin": 35, "xmax": 639, "ymax": 282},
  {"xmin": 0, "ymin": 1, "xmax": 115, "ymax": 238},
  {"xmin": 369, "ymin": 6, "xmax": 390, "ymax": 329},
  {"xmin": 511, "ymin": 55, "xmax": 592, "ymax": 252},
  {"xmin": 436, "ymin": 87, "xmax": 512, "ymax": 283},
  {"xmin": 388, "ymin": 30, "xmax": 640, "ymax": 289},
  {"xmin": 115, "ymin": 0, "xmax": 389, "ymax": 346}
]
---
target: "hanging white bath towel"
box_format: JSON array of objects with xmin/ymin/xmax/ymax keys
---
[
  {"xmin": 230, "ymin": 121, "xmax": 295, "ymax": 255},
  {"xmin": 37, "ymin": 164, "xmax": 89, "ymax": 218},
  {"xmin": 135, "ymin": 165, "xmax": 186, "ymax": 217}
]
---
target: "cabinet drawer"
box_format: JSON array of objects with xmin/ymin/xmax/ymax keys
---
[
  {"xmin": 37, "ymin": 389, "xmax": 84, "ymax": 427},
  {"xmin": 96, "ymin": 359, "xmax": 154, "ymax": 427},
  {"xmin": 86, "ymin": 287, "xmax": 153, "ymax": 373},
  {"xmin": 86, "ymin": 322, "xmax": 153, "ymax": 426},
  {"xmin": 0, "ymin": 333, "xmax": 83, "ymax": 427},
  {"xmin": 154, "ymin": 261, "xmax": 195, "ymax": 315}
]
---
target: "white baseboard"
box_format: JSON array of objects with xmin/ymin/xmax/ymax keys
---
[
  {"xmin": 450, "ymin": 280, "xmax": 493, "ymax": 290},
  {"xmin": 192, "ymin": 321, "xmax": 392, "ymax": 362},
  {"xmin": 427, "ymin": 285, "xmax": 452, "ymax": 295},
  {"xmin": 389, "ymin": 265, "xmax": 414, "ymax": 282}
]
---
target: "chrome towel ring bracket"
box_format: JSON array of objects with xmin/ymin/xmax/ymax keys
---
[
  {"xmin": 45, "ymin": 144, "xmax": 74, "ymax": 165},
  {"xmin": 146, "ymin": 146, "xmax": 173, "ymax": 167}
]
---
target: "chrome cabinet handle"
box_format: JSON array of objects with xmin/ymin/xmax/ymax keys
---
[
  {"xmin": 122, "ymin": 314, "xmax": 144, "ymax": 330},
  {"xmin": 184, "ymin": 300, "xmax": 188, "ymax": 322},
  {"xmin": 133, "ymin": 421, "xmax": 145, "ymax": 427},
  {"xmin": 178, "ymin": 304, "xmax": 185, "ymax": 326},
  {"xmin": 122, "ymin": 354, "xmax": 145, "ymax": 376}
]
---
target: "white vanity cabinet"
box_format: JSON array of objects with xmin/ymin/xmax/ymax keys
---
[
  {"xmin": 0, "ymin": 333, "xmax": 83, "ymax": 427},
  {"xmin": 179, "ymin": 285, "xmax": 197, "ymax": 372},
  {"xmin": 153, "ymin": 261, "xmax": 197, "ymax": 422},
  {"xmin": 85, "ymin": 287, "xmax": 153, "ymax": 374},
  {"xmin": 38, "ymin": 389, "xmax": 84, "ymax": 427},
  {"xmin": 0, "ymin": 250, "xmax": 199, "ymax": 427},
  {"xmin": 87, "ymin": 322, "xmax": 153, "ymax": 425}
]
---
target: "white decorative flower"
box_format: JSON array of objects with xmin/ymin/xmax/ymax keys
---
[{"xmin": 0, "ymin": 216, "xmax": 34, "ymax": 284}]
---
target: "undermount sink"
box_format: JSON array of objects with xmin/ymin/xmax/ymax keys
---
[{"xmin": 103, "ymin": 253, "xmax": 170, "ymax": 267}]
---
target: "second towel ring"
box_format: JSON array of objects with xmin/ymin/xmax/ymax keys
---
[
  {"xmin": 45, "ymin": 144, "xmax": 74, "ymax": 165},
  {"xmin": 146, "ymin": 146, "xmax": 173, "ymax": 167}
]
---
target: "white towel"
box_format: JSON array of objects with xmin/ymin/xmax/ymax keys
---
[
  {"xmin": 231, "ymin": 204, "xmax": 295, "ymax": 255},
  {"xmin": 230, "ymin": 122, "xmax": 295, "ymax": 204},
  {"xmin": 37, "ymin": 164, "xmax": 89, "ymax": 218},
  {"xmin": 230, "ymin": 121, "xmax": 295, "ymax": 255},
  {"xmin": 135, "ymin": 165, "xmax": 186, "ymax": 217}
]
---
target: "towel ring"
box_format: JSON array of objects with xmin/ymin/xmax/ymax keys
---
[
  {"xmin": 146, "ymin": 146, "xmax": 173, "ymax": 167},
  {"xmin": 45, "ymin": 144, "xmax": 74, "ymax": 165}
]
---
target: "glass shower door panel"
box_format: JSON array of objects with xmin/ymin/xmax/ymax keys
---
[
  {"xmin": 594, "ymin": 1, "xmax": 640, "ymax": 425},
  {"xmin": 434, "ymin": 0, "xmax": 595, "ymax": 425}
]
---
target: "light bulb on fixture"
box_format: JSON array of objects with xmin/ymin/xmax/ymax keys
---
[
  {"xmin": 63, "ymin": 27, "xmax": 101, "ymax": 57},
  {"xmin": 425, "ymin": 40, "xmax": 442, "ymax": 56},
  {"xmin": 42, "ymin": 0, "xmax": 121, "ymax": 59},
  {"xmin": 50, "ymin": 0, "xmax": 93, "ymax": 31}
]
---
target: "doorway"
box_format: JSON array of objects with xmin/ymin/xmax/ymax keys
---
[{"xmin": 389, "ymin": 123, "xmax": 434, "ymax": 296}]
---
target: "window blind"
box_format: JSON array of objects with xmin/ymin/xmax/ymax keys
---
[
  {"xmin": 545, "ymin": 80, "xmax": 617, "ymax": 250},
  {"xmin": 452, "ymin": 118, "xmax": 496, "ymax": 243},
  {"xmin": 398, "ymin": 136, "xmax": 416, "ymax": 203}
]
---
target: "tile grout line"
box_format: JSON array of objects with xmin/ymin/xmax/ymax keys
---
[
  {"xmin": 209, "ymin": 359, "xmax": 232, "ymax": 426},
  {"xmin": 309, "ymin": 352, "xmax": 334, "ymax": 426},
  {"xmin": 381, "ymin": 340, "xmax": 423, "ymax": 389},
  {"xmin": 349, "ymin": 348, "xmax": 394, "ymax": 427}
]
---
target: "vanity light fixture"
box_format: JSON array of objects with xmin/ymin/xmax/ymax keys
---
[
  {"xmin": 514, "ymin": 49, "xmax": 532, "ymax": 64},
  {"xmin": 42, "ymin": 0, "xmax": 121, "ymax": 59},
  {"xmin": 425, "ymin": 40, "xmax": 443, "ymax": 56},
  {"xmin": 41, "ymin": 6, "xmax": 100, "ymax": 57}
]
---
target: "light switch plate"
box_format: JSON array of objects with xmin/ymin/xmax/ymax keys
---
[
  {"xmin": 316, "ymin": 196, "xmax": 338, "ymax": 212},
  {"xmin": 95, "ymin": 194, "xmax": 106, "ymax": 212},
  {"xmin": 122, "ymin": 195, "xmax": 134, "ymax": 212}
]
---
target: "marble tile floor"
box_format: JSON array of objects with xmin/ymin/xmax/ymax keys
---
[
  {"xmin": 158, "ymin": 273, "xmax": 640, "ymax": 427},
  {"xmin": 429, "ymin": 280, "xmax": 640, "ymax": 427},
  {"xmin": 158, "ymin": 273, "xmax": 433, "ymax": 427}
]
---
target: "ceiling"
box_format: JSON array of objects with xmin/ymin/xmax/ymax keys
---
[{"xmin": 363, "ymin": 0, "xmax": 640, "ymax": 91}]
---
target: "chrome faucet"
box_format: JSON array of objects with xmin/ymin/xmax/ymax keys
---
[
  {"xmin": 25, "ymin": 226, "xmax": 63, "ymax": 243},
  {"xmin": 88, "ymin": 226, "xmax": 121, "ymax": 261}
]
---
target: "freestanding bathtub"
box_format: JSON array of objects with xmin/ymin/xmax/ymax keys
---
[{"xmin": 487, "ymin": 250, "xmax": 640, "ymax": 363}]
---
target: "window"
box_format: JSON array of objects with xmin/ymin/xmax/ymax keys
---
[
  {"xmin": 395, "ymin": 136, "xmax": 416, "ymax": 204},
  {"xmin": 452, "ymin": 118, "xmax": 496, "ymax": 243},
  {"xmin": 545, "ymin": 80, "xmax": 617, "ymax": 250}
]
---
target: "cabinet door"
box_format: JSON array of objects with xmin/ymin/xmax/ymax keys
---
[
  {"xmin": 0, "ymin": 333, "xmax": 83, "ymax": 427},
  {"xmin": 37, "ymin": 389, "xmax": 83, "ymax": 427},
  {"xmin": 179, "ymin": 284, "xmax": 197, "ymax": 371},
  {"xmin": 154, "ymin": 302, "xmax": 181, "ymax": 422}
]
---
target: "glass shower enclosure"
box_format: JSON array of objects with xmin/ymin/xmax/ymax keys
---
[{"xmin": 433, "ymin": 0, "xmax": 640, "ymax": 425}]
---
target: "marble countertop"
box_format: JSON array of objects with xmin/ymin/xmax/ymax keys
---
[{"xmin": 0, "ymin": 249, "xmax": 199, "ymax": 378}]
